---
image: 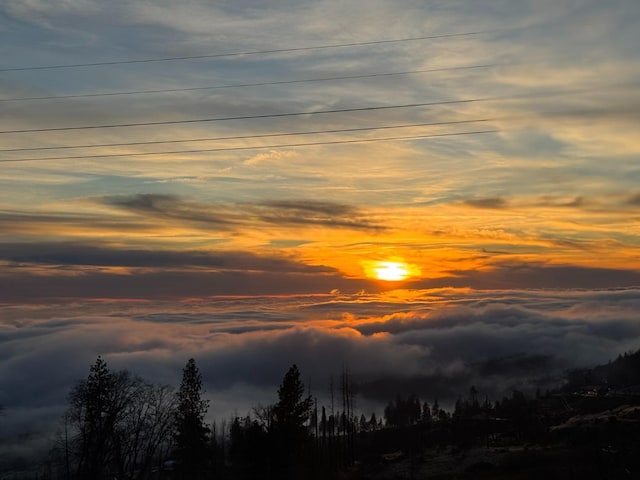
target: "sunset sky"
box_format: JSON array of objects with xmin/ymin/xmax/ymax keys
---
[{"xmin": 1, "ymin": 0, "xmax": 640, "ymax": 454}]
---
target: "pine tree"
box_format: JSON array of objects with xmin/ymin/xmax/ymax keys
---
[
  {"xmin": 421, "ymin": 401, "xmax": 431, "ymax": 423},
  {"xmin": 64, "ymin": 356, "xmax": 168, "ymax": 480},
  {"xmin": 73, "ymin": 356, "xmax": 118, "ymax": 479},
  {"xmin": 369, "ymin": 412, "xmax": 378, "ymax": 430},
  {"xmin": 173, "ymin": 358, "xmax": 209, "ymax": 479},
  {"xmin": 272, "ymin": 364, "xmax": 313, "ymax": 477},
  {"xmin": 273, "ymin": 364, "xmax": 313, "ymax": 432},
  {"xmin": 359, "ymin": 413, "xmax": 368, "ymax": 432}
]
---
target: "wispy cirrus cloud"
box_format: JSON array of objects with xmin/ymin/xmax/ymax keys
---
[
  {"xmin": 627, "ymin": 192, "xmax": 640, "ymax": 206},
  {"xmin": 102, "ymin": 194, "xmax": 234, "ymax": 226},
  {"xmin": 0, "ymin": 241, "xmax": 333, "ymax": 272},
  {"xmin": 463, "ymin": 197, "xmax": 508, "ymax": 209},
  {"xmin": 101, "ymin": 194, "xmax": 383, "ymax": 230},
  {"xmin": 249, "ymin": 199, "xmax": 384, "ymax": 230},
  {"xmin": 409, "ymin": 262, "xmax": 640, "ymax": 290},
  {"xmin": 0, "ymin": 241, "xmax": 377, "ymax": 300}
]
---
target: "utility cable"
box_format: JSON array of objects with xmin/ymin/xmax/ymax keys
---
[
  {"xmin": 0, "ymin": 130, "xmax": 498, "ymax": 163},
  {"xmin": 0, "ymin": 118, "xmax": 494, "ymax": 153},
  {"xmin": 0, "ymin": 86, "xmax": 602, "ymax": 135},
  {"xmin": 0, "ymin": 98, "xmax": 487, "ymax": 134},
  {"xmin": 0, "ymin": 64, "xmax": 495, "ymax": 103},
  {"xmin": 0, "ymin": 31, "xmax": 486, "ymax": 72}
]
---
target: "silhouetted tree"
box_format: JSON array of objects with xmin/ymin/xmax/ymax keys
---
[
  {"xmin": 55, "ymin": 356, "xmax": 174, "ymax": 480},
  {"xmin": 384, "ymin": 393, "xmax": 423, "ymax": 427},
  {"xmin": 421, "ymin": 401, "xmax": 431, "ymax": 423},
  {"xmin": 228, "ymin": 415, "xmax": 269, "ymax": 479},
  {"xmin": 273, "ymin": 364, "xmax": 313, "ymax": 433},
  {"xmin": 321, "ymin": 406, "xmax": 328, "ymax": 441},
  {"xmin": 208, "ymin": 419, "xmax": 226, "ymax": 477},
  {"xmin": 454, "ymin": 397, "xmax": 464, "ymax": 417},
  {"xmin": 117, "ymin": 383, "xmax": 176, "ymax": 478},
  {"xmin": 173, "ymin": 358, "xmax": 209, "ymax": 479},
  {"xmin": 470, "ymin": 385, "xmax": 479, "ymax": 404},
  {"xmin": 72, "ymin": 356, "xmax": 115, "ymax": 479},
  {"xmin": 359, "ymin": 413, "xmax": 368, "ymax": 432},
  {"xmin": 407, "ymin": 393, "xmax": 422, "ymax": 424},
  {"xmin": 272, "ymin": 364, "xmax": 313, "ymax": 477},
  {"xmin": 432, "ymin": 398, "xmax": 450, "ymax": 421},
  {"xmin": 340, "ymin": 367, "xmax": 357, "ymax": 466},
  {"xmin": 607, "ymin": 350, "xmax": 640, "ymax": 387},
  {"xmin": 369, "ymin": 412, "xmax": 378, "ymax": 431},
  {"xmin": 253, "ymin": 403, "xmax": 274, "ymax": 431},
  {"xmin": 310, "ymin": 398, "xmax": 319, "ymax": 438},
  {"xmin": 68, "ymin": 356, "xmax": 140, "ymax": 479}
]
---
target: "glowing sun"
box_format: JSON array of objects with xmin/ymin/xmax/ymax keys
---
[{"xmin": 373, "ymin": 261, "xmax": 411, "ymax": 281}]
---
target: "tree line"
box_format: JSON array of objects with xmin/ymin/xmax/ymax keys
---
[
  {"xmin": 40, "ymin": 357, "xmax": 367, "ymax": 480},
  {"xmin": 27, "ymin": 348, "xmax": 640, "ymax": 479}
]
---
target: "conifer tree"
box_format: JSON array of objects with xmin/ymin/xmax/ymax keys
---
[
  {"xmin": 173, "ymin": 358, "xmax": 209, "ymax": 479},
  {"xmin": 64, "ymin": 356, "xmax": 168, "ymax": 480},
  {"xmin": 72, "ymin": 356, "xmax": 119, "ymax": 479},
  {"xmin": 273, "ymin": 364, "xmax": 313, "ymax": 432},
  {"xmin": 369, "ymin": 412, "xmax": 378, "ymax": 430},
  {"xmin": 272, "ymin": 364, "xmax": 313, "ymax": 477}
]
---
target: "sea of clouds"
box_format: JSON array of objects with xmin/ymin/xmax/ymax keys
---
[{"xmin": 2, "ymin": 286, "xmax": 640, "ymax": 450}]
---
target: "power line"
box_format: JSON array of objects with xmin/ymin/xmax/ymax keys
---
[
  {"xmin": 0, "ymin": 98, "xmax": 489, "ymax": 134},
  {"xmin": 0, "ymin": 130, "xmax": 498, "ymax": 163},
  {"xmin": 0, "ymin": 64, "xmax": 495, "ymax": 103},
  {"xmin": 0, "ymin": 86, "xmax": 600, "ymax": 135},
  {"xmin": 0, "ymin": 32, "xmax": 486, "ymax": 72},
  {"xmin": 0, "ymin": 119, "xmax": 494, "ymax": 153}
]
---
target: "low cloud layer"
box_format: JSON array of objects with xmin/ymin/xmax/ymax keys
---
[{"xmin": 2, "ymin": 287, "xmax": 640, "ymax": 442}]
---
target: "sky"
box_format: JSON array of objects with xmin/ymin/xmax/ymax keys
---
[{"xmin": 1, "ymin": 0, "xmax": 640, "ymax": 461}]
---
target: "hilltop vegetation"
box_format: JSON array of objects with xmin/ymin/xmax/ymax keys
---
[{"xmin": 1, "ymin": 350, "xmax": 640, "ymax": 479}]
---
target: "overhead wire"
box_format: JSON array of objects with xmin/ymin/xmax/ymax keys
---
[
  {"xmin": 0, "ymin": 119, "xmax": 496, "ymax": 153},
  {"xmin": 0, "ymin": 98, "xmax": 490, "ymax": 134},
  {"xmin": 0, "ymin": 130, "xmax": 498, "ymax": 163},
  {"xmin": 0, "ymin": 31, "xmax": 487, "ymax": 72},
  {"xmin": 0, "ymin": 30, "xmax": 504, "ymax": 165},
  {"xmin": 0, "ymin": 64, "xmax": 496, "ymax": 103}
]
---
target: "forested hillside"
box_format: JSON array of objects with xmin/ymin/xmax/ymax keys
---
[{"xmin": 2, "ymin": 349, "xmax": 640, "ymax": 479}]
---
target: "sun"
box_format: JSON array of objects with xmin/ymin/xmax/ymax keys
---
[
  {"xmin": 373, "ymin": 261, "xmax": 411, "ymax": 282},
  {"xmin": 361, "ymin": 258, "xmax": 421, "ymax": 282}
]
